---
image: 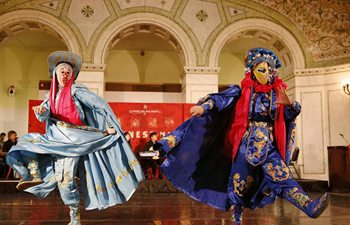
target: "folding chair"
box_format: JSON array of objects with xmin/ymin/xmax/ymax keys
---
[{"xmin": 289, "ymin": 147, "xmax": 300, "ymax": 179}]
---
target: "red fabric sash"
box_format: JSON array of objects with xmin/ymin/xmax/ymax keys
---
[
  {"xmin": 227, "ymin": 72, "xmax": 287, "ymax": 161},
  {"xmin": 253, "ymin": 82, "xmax": 272, "ymax": 93},
  {"xmin": 49, "ymin": 73, "xmax": 84, "ymax": 126}
]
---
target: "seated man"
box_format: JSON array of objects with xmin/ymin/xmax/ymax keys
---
[{"xmin": 141, "ymin": 132, "xmax": 164, "ymax": 179}]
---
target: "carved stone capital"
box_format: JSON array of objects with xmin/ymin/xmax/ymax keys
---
[{"xmin": 81, "ymin": 63, "xmax": 106, "ymax": 71}]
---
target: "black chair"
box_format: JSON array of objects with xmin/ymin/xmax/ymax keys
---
[{"xmin": 289, "ymin": 147, "xmax": 300, "ymax": 179}]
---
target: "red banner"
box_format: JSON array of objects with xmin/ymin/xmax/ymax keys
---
[
  {"xmin": 28, "ymin": 100, "xmax": 46, "ymax": 134},
  {"xmin": 29, "ymin": 100, "xmax": 194, "ymax": 153}
]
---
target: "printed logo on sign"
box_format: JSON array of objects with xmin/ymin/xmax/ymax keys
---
[{"xmin": 129, "ymin": 104, "xmax": 161, "ymax": 115}]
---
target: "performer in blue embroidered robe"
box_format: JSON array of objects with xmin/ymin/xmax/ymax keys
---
[
  {"xmin": 155, "ymin": 48, "xmax": 329, "ymax": 224},
  {"xmin": 6, "ymin": 51, "xmax": 144, "ymax": 225}
]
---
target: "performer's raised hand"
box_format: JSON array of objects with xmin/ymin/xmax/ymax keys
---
[
  {"xmin": 32, "ymin": 105, "xmax": 47, "ymax": 115},
  {"xmin": 276, "ymin": 88, "xmax": 293, "ymax": 105},
  {"xmin": 106, "ymin": 127, "xmax": 116, "ymax": 135},
  {"xmin": 190, "ymin": 105, "xmax": 205, "ymax": 117}
]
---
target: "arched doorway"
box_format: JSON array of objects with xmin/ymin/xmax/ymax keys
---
[
  {"xmin": 0, "ymin": 18, "xmax": 76, "ymax": 137},
  {"xmin": 94, "ymin": 13, "xmax": 197, "ymax": 102},
  {"xmin": 209, "ymin": 18, "xmax": 305, "ymax": 86},
  {"xmin": 105, "ymin": 24, "xmax": 183, "ymax": 84},
  {"xmin": 0, "ymin": 10, "xmax": 81, "ymax": 55},
  {"xmin": 94, "ymin": 13, "xmax": 197, "ymax": 69}
]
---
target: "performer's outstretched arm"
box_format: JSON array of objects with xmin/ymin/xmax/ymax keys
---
[
  {"xmin": 33, "ymin": 99, "xmax": 50, "ymax": 122},
  {"xmin": 155, "ymin": 85, "xmax": 241, "ymax": 154},
  {"xmin": 190, "ymin": 85, "xmax": 242, "ymax": 117}
]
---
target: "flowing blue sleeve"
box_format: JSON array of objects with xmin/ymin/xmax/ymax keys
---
[
  {"xmin": 155, "ymin": 85, "xmax": 241, "ymax": 154},
  {"xmin": 73, "ymin": 85, "xmax": 122, "ymax": 135},
  {"xmin": 35, "ymin": 99, "xmax": 51, "ymax": 122},
  {"xmin": 199, "ymin": 85, "xmax": 242, "ymax": 112},
  {"xmin": 284, "ymin": 101, "xmax": 301, "ymax": 121}
]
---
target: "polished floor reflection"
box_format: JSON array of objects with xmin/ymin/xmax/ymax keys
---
[{"xmin": 0, "ymin": 191, "xmax": 349, "ymax": 225}]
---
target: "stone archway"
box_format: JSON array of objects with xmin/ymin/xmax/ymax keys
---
[
  {"xmin": 209, "ymin": 18, "xmax": 306, "ymax": 72},
  {"xmin": 0, "ymin": 10, "xmax": 82, "ymax": 137},
  {"xmin": 0, "ymin": 10, "xmax": 81, "ymax": 55},
  {"xmin": 93, "ymin": 13, "xmax": 196, "ymax": 68}
]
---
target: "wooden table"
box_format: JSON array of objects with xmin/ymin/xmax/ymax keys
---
[{"xmin": 328, "ymin": 146, "xmax": 350, "ymax": 192}]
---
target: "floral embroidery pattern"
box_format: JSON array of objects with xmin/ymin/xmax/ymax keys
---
[
  {"xmin": 25, "ymin": 137, "xmax": 42, "ymax": 143},
  {"xmin": 96, "ymin": 184, "xmax": 106, "ymax": 193},
  {"xmin": 162, "ymin": 135, "xmax": 177, "ymax": 148},
  {"xmin": 201, "ymin": 99, "xmax": 214, "ymax": 110},
  {"xmin": 287, "ymin": 187, "xmax": 311, "ymax": 208},
  {"xmin": 265, "ymin": 160, "xmax": 291, "ymax": 181},
  {"xmin": 86, "ymin": 159, "xmax": 140, "ymax": 191},
  {"xmin": 233, "ymin": 173, "xmax": 254, "ymax": 197},
  {"xmin": 28, "ymin": 160, "xmax": 40, "ymax": 178},
  {"xmin": 246, "ymin": 121, "xmax": 270, "ymax": 165},
  {"xmin": 57, "ymin": 121, "xmax": 102, "ymax": 133},
  {"xmin": 58, "ymin": 172, "xmax": 73, "ymax": 187},
  {"xmin": 115, "ymin": 159, "xmax": 139, "ymax": 184}
]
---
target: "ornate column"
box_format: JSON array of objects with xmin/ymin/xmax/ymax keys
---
[
  {"xmin": 76, "ymin": 63, "xmax": 106, "ymax": 97},
  {"xmin": 181, "ymin": 66, "xmax": 220, "ymax": 103}
]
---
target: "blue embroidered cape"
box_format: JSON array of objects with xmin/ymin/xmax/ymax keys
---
[{"xmin": 156, "ymin": 85, "xmax": 297, "ymax": 211}]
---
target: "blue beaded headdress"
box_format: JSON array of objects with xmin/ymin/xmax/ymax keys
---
[{"xmin": 244, "ymin": 48, "xmax": 281, "ymax": 71}]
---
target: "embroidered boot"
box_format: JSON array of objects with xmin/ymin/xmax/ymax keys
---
[
  {"xmin": 304, "ymin": 192, "xmax": 329, "ymax": 218},
  {"xmin": 284, "ymin": 187, "xmax": 329, "ymax": 218},
  {"xmin": 68, "ymin": 204, "xmax": 81, "ymax": 225},
  {"xmin": 232, "ymin": 205, "xmax": 243, "ymax": 225},
  {"xmin": 16, "ymin": 160, "xmax": 43, "ymax": 191}
]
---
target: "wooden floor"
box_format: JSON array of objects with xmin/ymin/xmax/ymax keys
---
[{"xmin": 0, "ymin": 191, "xmax": 349, "ymax": 225}]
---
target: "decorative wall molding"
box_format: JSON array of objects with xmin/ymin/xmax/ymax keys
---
[
  {"xmin": 81, "ymin": 63, "xmax": 106, "ymax": 71},
  {"xmin": 184, "ymin": 66, "xmax": 220, "ymax": 74},
  {"xmin": 116, "ymin": 0, "xmax": 176, "ymax": 11},
  {"xmin": 0, "ymin": 1, "xmax": 349, "ymax": 67},
  {"xmin": 252, "ymin": 0, "xmax": 350, "ymax": 62},
  {"xmin": 299, "ymin": 91, "xmax": 326, "ymax": 175},
  {"xmin": 228, "ymin": 7, "xmax": 245, "ymax": 17},
  {"xmin": 294, "ymin": 63, "xmax": 350, "ymax": 76},
  {"xmin": 41, "ymin": 1, "xmax": 59, "ymax": 10},
  {"xmin": 67, "ymin": 0, "xmax": 110, "ymax": 45},
  {"xmin": 180, "ymin": 0, "xmax": 222, "ymax": 49}
]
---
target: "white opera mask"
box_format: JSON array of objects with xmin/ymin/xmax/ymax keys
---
[{"xmin": 56, "ymin": 63, "xmax": 73, "ymax": 87}]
